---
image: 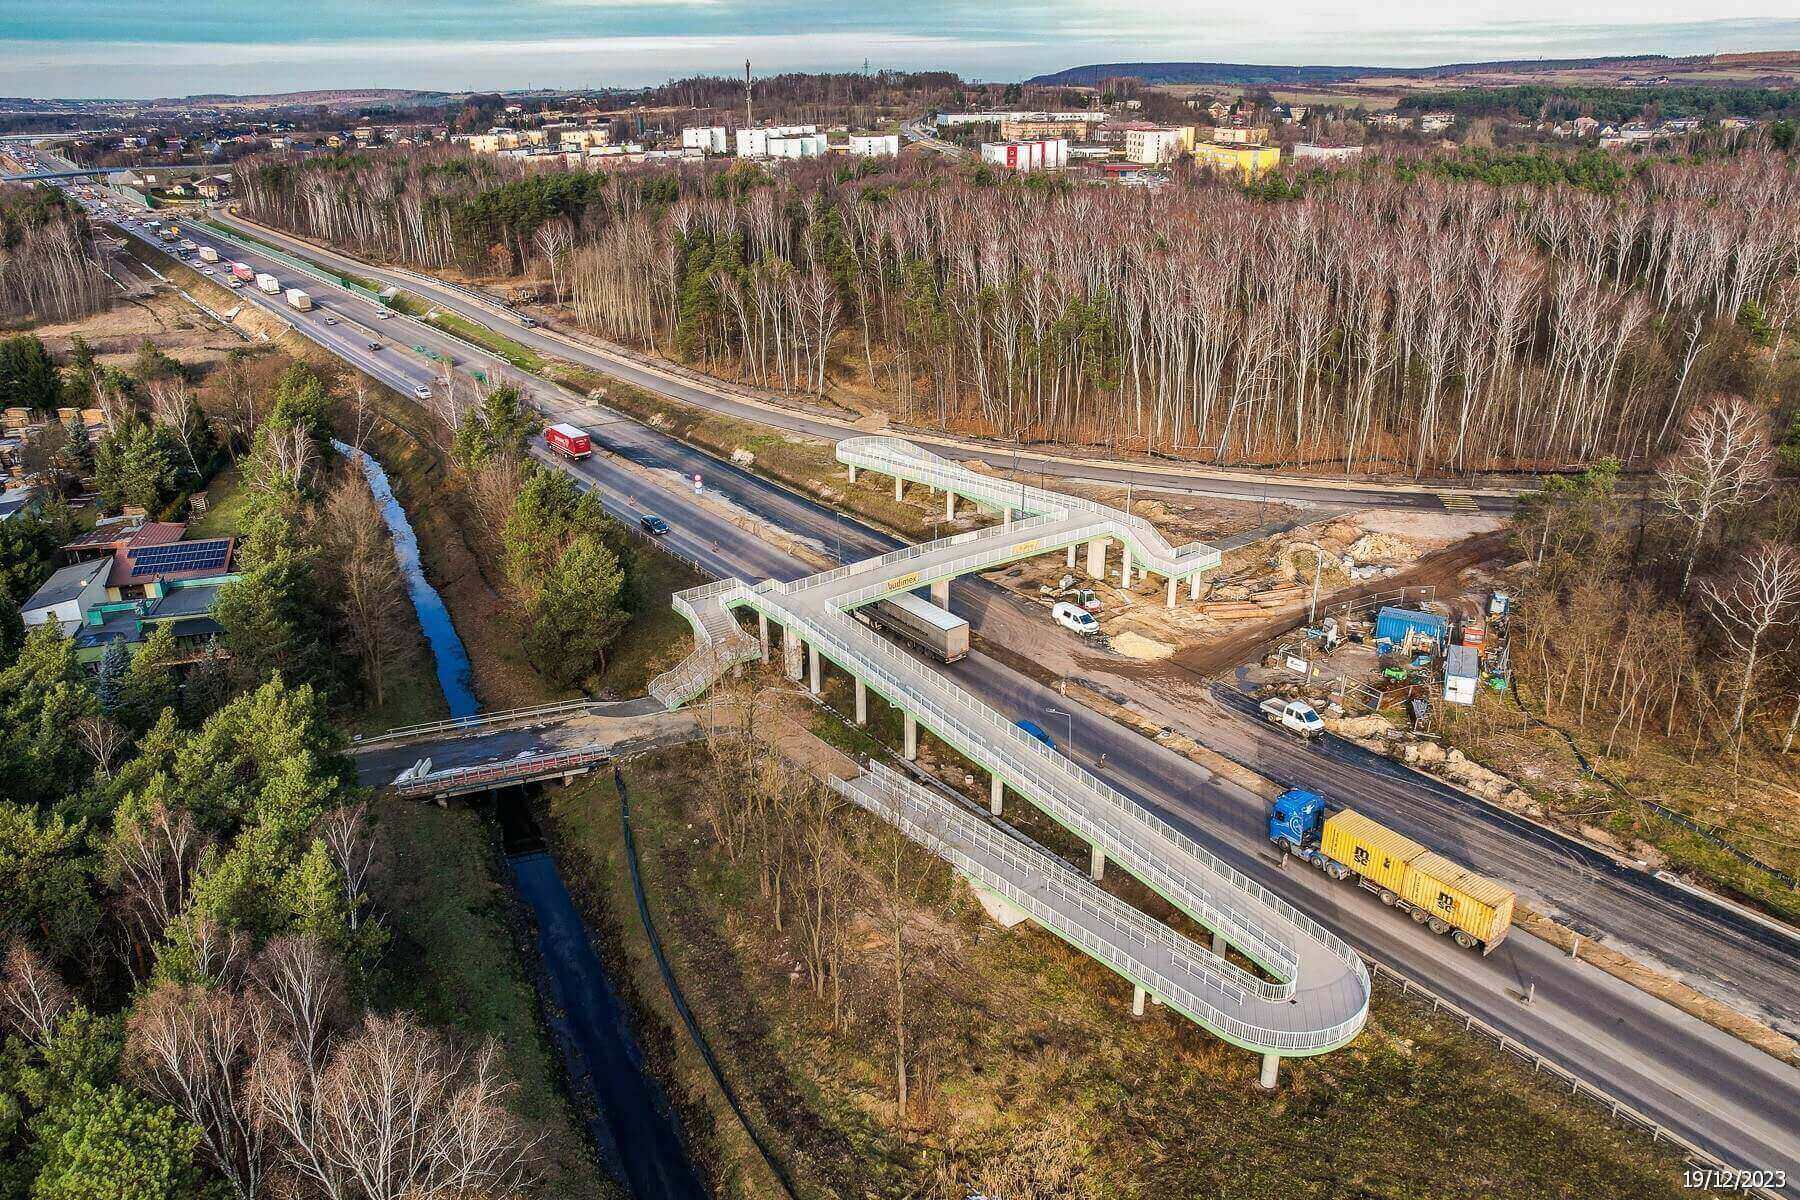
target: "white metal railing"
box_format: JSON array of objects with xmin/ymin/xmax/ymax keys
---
[
  {"xmin": 354, "ymin": 698, "xmax": 607, "ymax": 747},
  {"xmin": 839, "ymin": 766, "xmax": 1367, "ymax": 1054}
]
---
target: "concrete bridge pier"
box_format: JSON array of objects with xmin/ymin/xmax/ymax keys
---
[
  {"xmin": 1090, "ymin": 844, "xmax": 1106, "ymax": 881},
  {"xmin": 808, "ymin": 643, "xmax": 822, "ymax": 696},
  {"xmin": 1212, "ymin": 930, "xmax": 1226, "ymax": 956},
  {"xmin": 1190, "ymin": 574, "xmax": 1203, "ymax": 601},
  {"xmin": 1066, "ymin": 543, "xmax": 1077, "ymax": 569},
  {"xmin": 1259, "ymin": 1053, "xmax": 1281, "ymax": 1090},
  {"xmin": 1132, "ymin": 985, "xmax": 1147, "ymax": 1017},
  {"xmin": 989, "ymin": 774, "xmax": 1004, "ymax": 816},
  {"xmin": 1002, "ymin": 506, "xmax": 1013, "ymax": 527},
  {"xmin": 903, "ymin": 713, "xmax": 918, "ymax": 760},
  {"xmin": 783, "ymin": 626, "xmax": 804, "ymax": 682},
  {"xmin": 945, "ymin": 491, "xmax": 956, "ymax": 521},
  {"xmin": 1121, "ymin": 546, "xmax": 1134, "ymax": 588},
  {"xmin": 1085, "ymin": 537, "xmax": 1108, "ymax": 580},
  {"xmin": 930, "ymin": 579, "xmax": 949, "ymax": 608},
  {"xmin": 847, "ymin": 464, "xmax": 858, "ymax": 483},
  {"xmin": 895, "ymin": 476, "xmax": 905, "ymax": 502},
  {"xmin": 1166, "ymin": 576, "xmax": 1177, "ymax": 608},
  {"xmin": 757, "ymin": 612, "xmax": 770, "ymax": 663},
  {"xmin": 854, "ymin": 676, "xmax": 868, "ymax": 726}
]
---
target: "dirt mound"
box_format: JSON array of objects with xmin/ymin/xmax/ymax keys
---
[
  {"xmin": 1109, "ymin": 631, "xmax": 1175, "ymax": 661},
  {"xmin": 1347, "ymin": 532, "xmax": 1420, "ymax": 564}
]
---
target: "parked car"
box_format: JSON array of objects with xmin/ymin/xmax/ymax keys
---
[
  {"xmin": 639, "ymin": 515, "xmax": 670, "ymax": 536},
  {"xmin": 1052, "ymin": 601, "xmax": 1100, "ymax": 636},
  {"xmin": 1259, "ymin": 698, "xmax": 1325, "ymax": 738}
]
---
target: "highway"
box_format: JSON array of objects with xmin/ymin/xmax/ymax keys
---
[{"xmin": 58, "ymin": 181, "xmax": 1800, "ymax": 1189}]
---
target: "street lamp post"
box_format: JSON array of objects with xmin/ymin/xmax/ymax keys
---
[{"xmin": 1047, "ymin": 708, "xmax": 1075, "ymax": 762}]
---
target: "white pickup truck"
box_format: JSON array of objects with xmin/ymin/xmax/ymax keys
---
[{"xmin": 1259, "ymin": 698, "xmax": 1324, "ymax": 738}]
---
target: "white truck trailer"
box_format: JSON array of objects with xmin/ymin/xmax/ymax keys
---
[
  {"xmin": 860, "ymin": 591, "xmax": 970, "ymax": 663},
  {"xmin": 285, "ymin": 288, "xmax": 313, "ymax": 312},
  {"xmin": 255, "ymin": 273, "xmax": 280, "ymax": 295}
]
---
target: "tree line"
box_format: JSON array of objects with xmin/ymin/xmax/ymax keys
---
[
  {"xmin": 239, "ymin": 147, "xmax": 1800, "ymax": 475},
  {"xmin": 0, "ymin": 186, "xmax": 110, "ymax": 325}
]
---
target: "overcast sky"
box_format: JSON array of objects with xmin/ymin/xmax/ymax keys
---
[{"xmin": 3, "ymin": 1, "xmax": 1797, "ymax": 99}]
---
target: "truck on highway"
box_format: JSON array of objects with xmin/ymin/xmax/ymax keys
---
[
  {"xmin": 198, "ymin": 247, "xmax": 220, "ymax": 263},
  {"xmin": 1259, "ymin": 697, "xmax": 1324, "ymax": 738},
  {"xmin": 1269, "ymin": 789, "xmax": 1514, "ymax": 953},
  {"xmin": 544, "ymin": 423, "xmax": 592, "ymax": 460},
  {"xmin": 158, "ymin": 225, "xmax": 179, "ymax": 241},
  {"xmin": 860, "ymin": 591, "xmax": 970, "ymax": 663},
  {"xmin": 285, "ymin": 288, "xmax": 313, "ymax": 312},
  {"xmin": 231, "ymin": 262, "xmax": 255, "ymax": 283},
  {"xmin": 255, "ymin": 273, "xmax": 280, "ymax": 295}
]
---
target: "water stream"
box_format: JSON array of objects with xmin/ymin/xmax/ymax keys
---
[
  {"xmin": 333, "ymin": 439, "xmax": 478, "ymax": 717},
  {"xmin": 343, "ymin": 441, "xmax": 708, "ymax": 1199}
]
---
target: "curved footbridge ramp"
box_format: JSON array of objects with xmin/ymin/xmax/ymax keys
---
[{"xmin": 650, "ymin": 438, "xmax": 1370, "ymax": 1065}]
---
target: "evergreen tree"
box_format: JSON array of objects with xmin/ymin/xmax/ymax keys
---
[
  {"xmin": 116, "ymin": 626, "xmax": 178, "ymax": 733},
  {"xmin": 94, "ymin": 641, "xmax": 131, "ymax": 717},
  {"xmin": 0, "ymin": 802, "xmax": 99, "ymax": 965},
  {"xmin": 523, "ymin": 532, "xmax": 629, "ymax": 687},
  {"xmin": 0, "ymin": 335, "xmax": 61, "ymax": 412},
  {"xmin": 0, "ymin": 594, "xmax": 21, "ymax": 667},
  {"xmin": 0, "ymin": 625, "xmax": 97, "ymax": 807},
  {"xmin": 29, "ymin": 1084, "xmax": 201, "ymax": 1200}
]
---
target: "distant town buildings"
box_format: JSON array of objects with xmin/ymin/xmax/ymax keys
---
[
  {"xmin": 980, "ymin": 138, "xmax": 1069, "ymax": 172},
  {"xmin": 999, "ymin": 116, "xmax": 1095, "ymax": 141},
  {"xmin": 847, "ymin": 133, "xmax": 900, "ymax": 157},
  {"xmin": 681, "ymin": 126, "xmax": 728, "ymax": 154},
  {"xmin": 1123, "ymin": 126, "xmax": 1194, "ymax": 164},
  {"xmin": 1291, "ymin": 143, "xmax": 1365, "ymax": 161}
]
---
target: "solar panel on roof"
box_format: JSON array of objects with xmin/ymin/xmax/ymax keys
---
[{"xmin": 126, "ymin": 540, "xmax": 230, "ymax": 578}]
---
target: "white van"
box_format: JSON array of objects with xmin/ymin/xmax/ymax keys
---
[{"xmin": 1052, "ymin": 601, "xmax": 1100, "ymax": 636}]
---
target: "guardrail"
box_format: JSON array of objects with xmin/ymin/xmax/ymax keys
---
[
  {"xmin": 1365, "ymin": 961, "xmax": 1783, "ymax": 1199},
  {"xmin": 392, "ymin": 745, "xmax": 612, "ymax": 798},
  {"xmin": 353, "ymin": 698, "xmax": 607, "ymax": 748}
]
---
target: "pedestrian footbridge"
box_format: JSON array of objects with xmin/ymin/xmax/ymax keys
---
[{"xmin": 650, "ymin": 437, "xmax": 1369, "ymax": 1076}]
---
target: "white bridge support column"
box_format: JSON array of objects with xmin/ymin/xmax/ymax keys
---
[
  {"xmin": 1259, "ymin": 1053, "xmax": 1281, "ymax": 1090},
  {"xmin": 903, "ymin": 712, "xmax": 918, "ymax": 760},
  {"xmin": 757, "ymin": 612, "xmax": 770, "ymax": 663},
  {"xmin": 854, "ymin": 676, "xmax": 867, "ymax": 727},
  {"xmin": 1132, "ymin": 985, "xmax": 1147, "ymax": 1017},
  {"xmin": 894, "ymin": 475, "xmax": 905, "ymax": 502},
  {"xmin": 989, "ymin": 773, "xmax": 1004, "ymax": 816},
  {"xmin": 945, "ymin": 491, "xmax": 956, "ymax": 521},
  {"xmin": 1190, "ymin": 574, "xmax": 1203, "ymax": 601},
  {"xmin": 1121, "ymin": 545, "xmax": 1134, "ymax": 588},
  {"xmin": 1166, "ymin": 575, "xmax": 1177, "ymax": 609},
  {"xmin": 1066, "ymin": 543, "xmax": 1077, "ymax": 569},
  {"xmin": 1002, "ymin": 506, "xmax": 1013, "ymax": 527},
  {"xmin": 1085, "ymin": 537, "xmax": 1108, "ymax": 580},
  {"xmin": 930, "ymin": 579, "xmax": 949, "ymax": 608},
  {"xmin": 847, "ymin": 464, "xmax": 858, "ymax": 484},
  {"xmin": 808, "ymin": 643, "xmax": 821, "ymax": 696},
  {"xmin": 1212, "ymin": 930, "xmax": 1226, "ymax": 956},
  {"xmin": 782, "ymin": 626, "xmax": 804, "ymax": 682},
  {"xmin": 1089, "ymin": 844, "xmax": 1106, "ymax": 881}
]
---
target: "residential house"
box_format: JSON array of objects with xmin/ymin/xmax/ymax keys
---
[{"xmin": 21, "ymin": 559, "xmax": 110, "ymax": 635}]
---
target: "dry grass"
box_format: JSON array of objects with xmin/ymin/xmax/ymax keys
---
[{"xmin": 546, "ymin": 733, "xmax": 1719, "ymax": 1199}]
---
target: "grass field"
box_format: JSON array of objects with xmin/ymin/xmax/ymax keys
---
[
  {"xmin": 424, "ymin": 309, "xmax": 547, "ymax": 374},
  {"xmin": 544, "ymin": 735, "xmax": 1718, "ymax": 1199}
]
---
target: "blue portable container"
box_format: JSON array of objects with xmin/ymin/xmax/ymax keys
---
[{"xmin": 1374, "ymin": 606, "xmax": 1448, "ymax": 651}]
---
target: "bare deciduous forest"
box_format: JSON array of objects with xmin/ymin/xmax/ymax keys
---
[
  {"xmin": 238, "ymin": 147, "xmax": 1800, "ymax": 475},
  {"xmin": 0, "ymin": 184, "xmax": 110, "ymax": 324}
]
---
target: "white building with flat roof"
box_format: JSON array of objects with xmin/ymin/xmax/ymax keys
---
[
  {"xmin": 848, "ymin": 133, "xmax": 900, "ymax": 157},
  {"xmin": 735, "ymin": 125, "xmax": 818, "ymax": 158},
  {"xmin": 681, "ymin": 126, "xmax": 728, "ymax": 154}
]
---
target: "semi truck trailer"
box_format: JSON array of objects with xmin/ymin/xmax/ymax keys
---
[
  {"xmin": 860, "ymin": 591, "xmax": 970, "ymax": 663},
  {"xmin": 198, "ymin": 247, "xmax": 220, "ymax": 263},
  {"xmin": 285, "ymin": 288, "xmax": 312, "ymax": 311},
  {"xmin": 231, "ymin": 263, "xmax": 255, "ymax": 283},
  {"xmin": 1269, "ymin": 789, "xmax": 1514, "ymax": 953},
  {"xmin": 255, "ymin": 273, "xmax": 280, "ymax": 295}
]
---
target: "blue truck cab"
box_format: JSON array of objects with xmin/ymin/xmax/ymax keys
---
[{"xmin": 1268, "ymin": 788, "xmax": 1330, "ymax": 851}]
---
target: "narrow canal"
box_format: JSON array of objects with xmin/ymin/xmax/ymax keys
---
[{"xmin": 342, "ymin": 441, "xmax": 708, "ymax": 1200}]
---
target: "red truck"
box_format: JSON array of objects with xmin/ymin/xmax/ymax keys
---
[
  {"xmin": 231, "ymin": 262, "xmax": 255, "ymax": 283},
  {"xmin": 545, "ymin": 423, "xmax": 592, "ymax": 460}
]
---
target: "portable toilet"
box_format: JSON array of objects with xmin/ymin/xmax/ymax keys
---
[{"xmin": 1444, "ymin": 645, "xmax": 1479, "ymax": 706}]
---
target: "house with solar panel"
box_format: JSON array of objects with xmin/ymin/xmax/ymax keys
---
[{"xmin": 42, "ymin": 518, "xmax": 241, "ymax": 666}]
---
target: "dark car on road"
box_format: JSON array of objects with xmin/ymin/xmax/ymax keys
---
[
  {"xmin": 639, "ymin": 515, "xmax": 670, "ymax": 536},
  {"xmin": 366, "ymin": 341, "xmax": 383, "ymax": 351}
]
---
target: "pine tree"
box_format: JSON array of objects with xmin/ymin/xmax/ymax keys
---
[{"xmin": 94, "ymin": 641, "xmax": 131, "ymax": 716}]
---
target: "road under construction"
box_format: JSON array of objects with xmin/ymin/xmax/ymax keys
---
[{"xmin": 652, "ymin": 435, "xmax": 1372, "ymax": 1081}]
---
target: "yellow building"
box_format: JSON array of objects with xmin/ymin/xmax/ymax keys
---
[{"xmin": 1192, "ymin": 141, "xmax": 1281, "ymax": 179}]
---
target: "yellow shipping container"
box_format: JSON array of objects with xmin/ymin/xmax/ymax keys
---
[
  {"xmin": 1321, "ymin": 809, "xmax": 1426, "ymax": 896},
  {"xmin": 1403, "ymin": 851, "xmax": 1515, "ymax": 948}
]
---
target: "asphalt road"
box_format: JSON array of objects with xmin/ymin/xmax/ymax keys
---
[{"xmin": 76, "ymin": 185, "xmax": 1800, "ymax": 1187}]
